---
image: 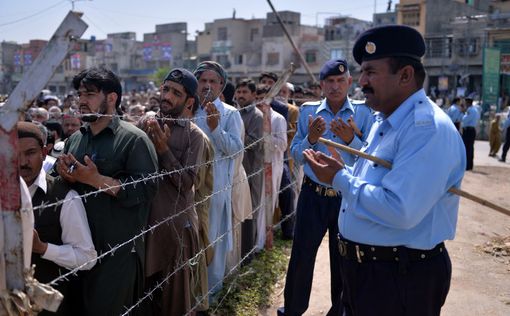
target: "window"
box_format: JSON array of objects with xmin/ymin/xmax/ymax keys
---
[
  {"xmin": 425, "ymin": 38, "xmax": 452, "ymax": 58},
  {"xmin": 402, "ymin": 11, "xmax": 420, "ymax": 26},
  {"xmin": 218, "ymin": 27, "xmax": 227, "ymax": 41},
  {"xmin": 457, "ymin": 38, "xmax": 478, "ymax": 57},
  {"xmin": 236, "ymin": 54, "xmax": 243, "ymax": 65},
  {"xmin": 216, "ymin": 54, "xmax": 230, "ymax": 67},
  {"xmin": 250, "ymin": 28, "xmax": 259, "ymax": 42},
  {"xmin": 330, "ymin": 49, "xmax": 344, "ymax": 60},
  {"xmin": 305, "ymin": 50, "xmax": 317, "ymax": 64},
  {"xmin": 266, "ymin": 52, "xmax": 279, "ymax": 65}
]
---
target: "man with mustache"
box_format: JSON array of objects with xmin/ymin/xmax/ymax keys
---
[
  {"xmin": 17, "ymin": 121, "xmax": 96, "ymax": 315},
  {"xmin": 234, "ymin": 79, "xmax": 264, "ymax": 261},
  {"xmin": 193, "ymin": 61, "xmax": 244, "ymax": 296},
  {"xmin": 141, "ymin": 68, "xmax": 205, "ymax": 315},
  {"xmin": 279, "ymin": 59, "xmax": 373, "ymax": 316},
  {"xmin": 304, "ymin": 25, "xmax": 466, "ymax": 316},
  {"xmin": 57, "ymin": 66, "xmax": 158, "ymax": 315}
]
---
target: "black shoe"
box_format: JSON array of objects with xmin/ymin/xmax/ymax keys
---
[
  {"xmin": 277, "ymin": 307, "xmax": 285, "ymax": 316},
  {"xmin": 499, "ymin": 158, "xmax": 506, "ymax": 163}
]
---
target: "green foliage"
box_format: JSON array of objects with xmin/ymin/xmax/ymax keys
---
[
  {"xmin": 151, "ymin": 67, "xmax": 170, "ymax": 85},
  {"xmin": 209, "ymin": 234, "xmax": 292, "ymax": 316}
]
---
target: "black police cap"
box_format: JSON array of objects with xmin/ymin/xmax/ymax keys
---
[
  {"xmin": 319, "ymin": 59, "xmax": 349, "ymax": 80},
  {"xmin": 352, "ymin": 25, "xmax": 426, "ymax": 65}
]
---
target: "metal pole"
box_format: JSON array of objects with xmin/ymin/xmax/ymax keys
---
[
  {"xmin": 265, "ymin": 0, "xmax": 318, "ymax": 84},
  {"xmin": 0, "ymin": 11, "xmax": 87, "ymax": 294}
]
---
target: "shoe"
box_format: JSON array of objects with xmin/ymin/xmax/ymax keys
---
[
  {"xmin": 277, "ymin": 307, "xmax": 285, "ymax": 316},
  {"xmin": 499, "ymin": 158, "xmax": 506, "ymax": 163}
]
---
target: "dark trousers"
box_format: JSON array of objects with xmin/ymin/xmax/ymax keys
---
[
  {"xmin": 283, "ymin": 183, "xmax": 343, "ymax": 316},
  {"xmin": 462, "ymin": 126, "xmax": 476, "ymax": 170},
  {"xmin": 279, "ymin": 163, "xmax": 295, "ymax": 239},
  {"xmin": 340, "ymin": 246, "xmax": 452, "ymax": 316},
  {"xmin": 501, "ymin": 128, "xmax": 510, "ymax": 161}
]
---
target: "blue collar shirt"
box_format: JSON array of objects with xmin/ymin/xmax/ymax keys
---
[
  {"xmin": 462, "ymin": 106, "xmax": 480, "ymax": 128},
  {"xmin": 332, "ymin": 89, "xmax": 466, "ymax": 249},
  {"xmin": 447, "ymin": 104, "xmax": 463, "ymax": 123},
  {"xmin": 290, "ymin": 98, "xmax": 373, "ymax": 187}
]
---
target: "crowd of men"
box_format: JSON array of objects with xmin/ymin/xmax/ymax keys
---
[
  {"xmin": 12, "ymin": 56, "xmax": 332, "ymax": 315},
  {"xmin": 7, "ymin": 24, "xmax": 508, "ymax": 316}
]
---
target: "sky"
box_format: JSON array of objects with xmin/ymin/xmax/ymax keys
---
[{"xmin": 0, "ymin": 0, "xmax": 398, "ymax": 43}]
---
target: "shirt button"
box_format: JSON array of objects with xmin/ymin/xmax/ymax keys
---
[
  {"xmin": 342, "ymin": 209, "xmax": 346, "ymax": 213},
  {"xmin": 379, "ymin": 132, "xmax": 383, "ymax": 136},
  {"xmin": 333, "ymin": 135, "xmax": 336, "ymax": 138}
]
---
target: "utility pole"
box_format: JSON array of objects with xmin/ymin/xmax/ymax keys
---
[
  {"xmin": 0, "ymin": 11, "xmax": 87, "ymax": 309},
  {"xmin": 266, "ymin": 0, "xmax": 318, "ymax": 84}
]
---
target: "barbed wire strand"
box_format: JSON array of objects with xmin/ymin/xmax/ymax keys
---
[{"xmin": 122, "ymin": 179, "xmax": 298, "ymax": 316}]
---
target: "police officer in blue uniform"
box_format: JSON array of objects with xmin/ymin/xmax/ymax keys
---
[
  {"xmin": 279, "ymin": 59, "xmax": 373, "ymax": 316},
  {"xmin": 461, "ymin": 97, "xmax": 480, "ymax": 170},
  {"xmin": 303, "ymin": 25, "xmax": 466, "ymax": 316}
]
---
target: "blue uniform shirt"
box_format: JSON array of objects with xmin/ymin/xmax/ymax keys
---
[
  {"xmin": 332, "ymin": 89, "xmax": 466, "ymax": 249},
  {"xmin": 462, "ymin": 106, "xmax": 480, "ymax": 128},
  {"xmin": 503, "ymin": 111, "xmax": 510, "ymax": 130},
  {"xmin": 447, "ymin": 104, "xmax": 463, "ymax": 124},
  {"xmin": 291, "ymin": 98, "xmax": 373, "ymax": 187}
]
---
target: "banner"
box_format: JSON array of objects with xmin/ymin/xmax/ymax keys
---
[
  {"xmin": 143, "ymin": 47, "xmax": 153, "ymax": 61},
  {"xmin": 71, "ymin": 53, "xmax": 81, "ymax": 69},
  {"xmin": 23, "ymin": 52, "xmax": 32, "ymax": 65},
  {"xmin": 482, "ymin": 47, "xmax": 501, "ymax": 109}
]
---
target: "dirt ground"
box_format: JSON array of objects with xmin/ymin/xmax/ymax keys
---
[{"xmin": 262, "ymin": 141, "xmax": 510, "ymax": 316}]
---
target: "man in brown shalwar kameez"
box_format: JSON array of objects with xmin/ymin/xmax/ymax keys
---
[{"xmin": 142, "ymin": 68, "xmax": 205, "ymax": 315}]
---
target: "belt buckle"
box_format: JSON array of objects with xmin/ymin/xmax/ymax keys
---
[
  {"xmin": 338, "ymin": 240, "xmax": 347, "ymax": 256},
  {"xmin": 326, "ymin": 188, "xmax": 336, "ymax": 197}
]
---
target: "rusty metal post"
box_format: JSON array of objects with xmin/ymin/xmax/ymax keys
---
[{"xmin": 0, "ymin": 11, "xmax": 87, "ymax": 293}]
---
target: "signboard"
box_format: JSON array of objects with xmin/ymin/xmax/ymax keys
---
[{"xmin": 482, "ymin": 47, "xmax": 501, "ymax": 108}]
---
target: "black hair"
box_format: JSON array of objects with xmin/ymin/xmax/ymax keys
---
[
  {"xmin": 258, "ymin": 72, "xmax": 278, "ymax": 83},
  {"xmin": 72, "ymin": 66, "xmax": 122, "ymax": 108},
  {"xmin": 256, "ymin": 84, "xmax": 270, "ymax": 95},
  {"xmin": 387, "ymin": 57, "xmax": 426, "ymax": 88},
  {"xmin": 236, "ymin": 79, "xmax": 256, "ymax": 93},
  {"xmin": 222, "ymin": 81, "xmax": 235, "ymax": 105}
]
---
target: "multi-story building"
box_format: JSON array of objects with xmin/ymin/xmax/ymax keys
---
[
  {"xmin": 143, "ymin": 22, "xmax": 189, "ymax": 70},
  {"xmin": 396, "ymin": 0, "xmax": 492, "ymax": 98},
  {"xmin": 196, "ymin": 11, "xmax": 324, "ymax": 84},
  {"xmin": 322, "ymin": 16, "xmax": 372, "ymax": 80},
  {"xmin": 0, "ymin": 41, "xmax": 20, "ymax": 95}
]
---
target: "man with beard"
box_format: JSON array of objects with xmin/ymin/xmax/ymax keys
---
[
  {"xmin": 57, "ymin": 66, "xmax": 158, "ymax": 315},
  {"xmin": 17, "ymin": 121, "xmax": 96, "ymax": 315},
  {"xmin": 279, "ymin": 59, "xmax": 373, "ymax": 316},
  {"xmin": 303, "ymin": 25, "xmax": 465, "ymax": 316},
  {"xmin": 62, "ymin": 112, "xmax": 81, "ymax": 140},
  {"xmin": 141, "ymin": 68, "xmax": 205, "ymax": 315},
  {"xmin": 234, "ymin": 79, "xmax": 264, "ymax": 260},
  {"xmin": 193, "ymin": 61, "xmax": 244, "ymax": 296}
]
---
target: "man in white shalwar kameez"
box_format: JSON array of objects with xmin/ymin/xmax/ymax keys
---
[
  {"xmin": 255, "ymin": 85, "xmax": 287, "ymax": 250},
  {"xmin": 193, "ymin": 61, "xmax": 244, "ymax": 296}
]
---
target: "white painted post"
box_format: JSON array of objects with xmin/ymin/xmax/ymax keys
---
[{"xmin": 0, "ymin": 10, "xmax": 87, "ymax": 297}]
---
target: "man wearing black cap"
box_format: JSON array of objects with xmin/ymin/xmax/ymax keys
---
[
  {"xmin": 304, "ymin": 25, "xmax": 466, "ymax": 316},
  {"xmin": 57, "ymin": 66, "xmax": 158, "ymax": 315},
  {"xmin": 280, "ymin": 59, "xmax": 373, "ymax": 316},
  {"xmin": 141, "ymin": 68, "xmax": 205, "ymax": 315}
]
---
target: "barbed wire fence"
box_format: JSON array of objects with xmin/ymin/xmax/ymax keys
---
[{"xmin": 29, "ymin": 109, "xmax": 302, "ymax": 315}]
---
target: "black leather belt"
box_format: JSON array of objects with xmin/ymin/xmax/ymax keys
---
[
  {"xmin": 337, "ymin": 235, "xmax": 445, "ymax": 263},
  {"xmin": 303, "ymin": 175, "xmax": 339, "ymax": 198}
]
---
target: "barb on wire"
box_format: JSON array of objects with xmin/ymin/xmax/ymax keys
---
[{"xmin": 122, "ymin": 178, "xmax": 298, "ymax": 315}]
